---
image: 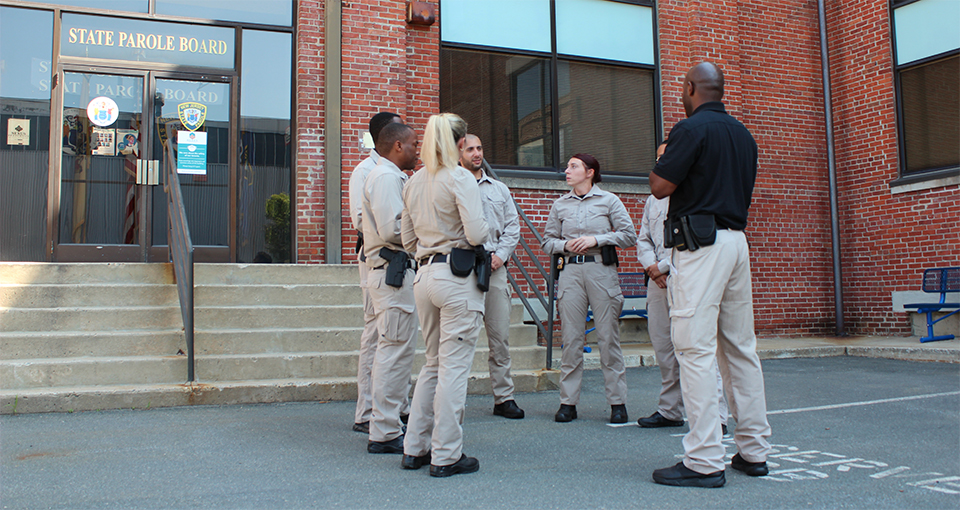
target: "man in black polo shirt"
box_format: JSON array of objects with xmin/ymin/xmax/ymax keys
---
[{"xmin": 648, "ymin": 62, "xmax": 772, "ymax": 488}]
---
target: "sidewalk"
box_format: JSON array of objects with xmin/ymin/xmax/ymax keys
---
[{"xmin": 567, "ymin": 336, "xmax": 960, "ymax": 370}]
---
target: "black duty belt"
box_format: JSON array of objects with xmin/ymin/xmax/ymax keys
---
[
  {"xmin": 419, "ymin": 253, "xmax": 447, "ymax": 266},
  {"xmin": 566, "ymin": 255, "xmax": 596, "ymax": 264},
  {"xmin": 371, "ymin": 260, "xmax": 416, "ymax": 271}
]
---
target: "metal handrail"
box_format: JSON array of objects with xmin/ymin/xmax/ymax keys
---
[
  {"xmin": 481, "ymin": 160, "xmax": 556, "ymax": 369},
  {"xmin": 164, "ymin": 141, "xmax": 196, "ymax": 382}
]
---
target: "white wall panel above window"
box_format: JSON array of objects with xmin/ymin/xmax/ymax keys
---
[
  {"xmin": 894, "ymin": 0, "xmax": 960, "ymax": 65},
  {"xmin": 556, "ymin": 0, "xmax": 653, "ymax": 64},
  {"xmin": 440, "ymin": 0, "xmax": 551, "ymax": 53}
]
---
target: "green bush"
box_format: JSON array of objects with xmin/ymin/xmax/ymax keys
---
[{"xmin": 264, "ymin": 193, "xmax": 290, "ymax": 263}]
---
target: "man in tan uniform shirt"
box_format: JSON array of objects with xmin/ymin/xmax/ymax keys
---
[
  {"xmin": 458, "ymin": 134, "xmax": 524, "ymax": 419},
  {"xmin": 347, "ymin": 112, "xmax": 402, "ymax": 433},
  {"xmin": 362, "ymin": 122, "xmax": 420, "ymax": 454}
]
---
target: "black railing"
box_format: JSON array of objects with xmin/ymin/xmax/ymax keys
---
[
  {"xmin": 482, "ymin": 160, "xmax": 557, "ymax": 369},
  {"xmin": 164, "ymin": 141, "xmax": 196, "ymax": 382}
]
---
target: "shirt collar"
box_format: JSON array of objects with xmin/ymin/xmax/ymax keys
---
[
  {"xmin": 369, "ymin": 148, "xmax": 381, "ymax": 164},
  {"xmin": 692, "ymin": 101, "xmax": 727, "ymax": 116},
  {"xmin": 562, "ymin": 184, "xmax": 602, "ymax": 200},
  {"xmin": 376, "ymin": 156, "xmax": 407, "ymax": 180}
]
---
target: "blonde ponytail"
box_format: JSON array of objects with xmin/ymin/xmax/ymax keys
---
[{"xmin": 422, "ymin": 113, "xmax": 467, "ymax": 174}]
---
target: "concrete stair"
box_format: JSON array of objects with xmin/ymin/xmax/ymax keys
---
[{"xmin": 0, "ymin": 263, "xmax": 551, "ymax": 414}]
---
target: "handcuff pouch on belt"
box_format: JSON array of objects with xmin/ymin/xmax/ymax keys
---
[
  {"xmin": 600, "ymin": 245, "xmax": 619, "ymax": 266},
  {"xmin": 663, "ymin": 214, "xmax": 717, "ymax": 252},
  {"xmin": 449, "ymin": 247, "xmax": 475, "ymax": 277},
  {"xmin": 379, "ymin": 247, "xmax": 410, "ymax": 288}
]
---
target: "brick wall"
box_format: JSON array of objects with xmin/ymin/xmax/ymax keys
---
[
  {"xmin": 295, "ymin": 0, "xmax": 958, "ymax": 338},
  {"xmin": 295, "ymin": 0, "xmax": 325, "ymax": 263}
]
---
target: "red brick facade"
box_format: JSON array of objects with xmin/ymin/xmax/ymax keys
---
[{"xmin": 294, "ymin": 1, "xmax": 958, "ymax": 338}]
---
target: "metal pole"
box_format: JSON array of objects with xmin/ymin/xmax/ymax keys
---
[{"xmin": 818, "ymin": 0, "xmax": 846, "ymax": 336}]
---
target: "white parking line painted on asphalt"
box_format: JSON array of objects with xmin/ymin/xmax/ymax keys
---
[{"xmin": 766, "ymin": 390, "xmax": 960, "ymax": 415}]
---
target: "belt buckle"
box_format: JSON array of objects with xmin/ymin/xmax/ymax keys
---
[{"xmin": 572, "ymin": 255, "xmax": 586, "ymax": 264}]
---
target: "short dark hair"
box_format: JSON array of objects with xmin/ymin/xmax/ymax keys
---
[
  {"xmin": 369, "ymin": 112, "xmax": 401, "ymax": 144},
  {"xmin": 375, "ymin": 122, "xmax": 414, "ymax": 154}
]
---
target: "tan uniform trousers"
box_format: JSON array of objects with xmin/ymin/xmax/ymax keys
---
[
  {"xmin": 669, "ymin": 229, "xmax": 772, "ymax": 474},
  {"xmin": 647, "ymin": 282, "xmax": 729, "ymax": 424},
  {"xmin": 557, "ymin": 261, "xmax": 627, "ymax": 406},
  {"xmin": 484, "ymin": 265, "xmax": 515, "ymax": 404},
  {"xmin": 367, "ymin": 266, "xmax": 417, "ymax": 443},
  {"xmin": 354, "ymin": 262, "xmax": 379, "ymax": 424},
  {"xmin": 403, "ymin": 262, "xmax": 484, "ymax": 467}
]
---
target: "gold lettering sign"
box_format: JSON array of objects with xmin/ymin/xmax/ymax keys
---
[{"xmin": 61, "ymin": 14, "xmax": 234, "ymax": 68}]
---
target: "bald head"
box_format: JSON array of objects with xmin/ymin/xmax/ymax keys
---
[{"xmin": 681, "ymin": 62, "xmax": 725, "ymax": 117}]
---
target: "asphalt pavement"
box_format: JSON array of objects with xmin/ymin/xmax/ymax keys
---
[{"xmin": 2, "ymin": 356, "xmax": 958, "ymax": 509}]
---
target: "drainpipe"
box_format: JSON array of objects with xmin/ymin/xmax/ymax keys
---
[
  {"xmin": 818, "ymin": 0, "xmax": 846, "ymax": 336},
  {"xmin": 324, "ymin": 0, "xmax": 343, "ymax": 263}
]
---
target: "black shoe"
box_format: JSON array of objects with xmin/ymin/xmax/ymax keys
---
[
  {"xmin": 731, "ymin": 453, "xmax": 768, "ymax": 476},
  {"xmin": 401, "ymin": 452, "xmax": 431, "ymax": 470},
  {"xmin": 493, "ymin": 400, "xmax": 525, "ymax": 419},
  {"xmin": 652, "ymin": 461, "xmax": 725, "ymax": 488},
  {"xmin": 352, "ymin": 421, "xmax": 369, "ymax": 434},
  {"xmin": 367, "ymin": 435, "xmax": 404, "ymax": 454},
  {"xmin": 610, "ymin": 404, "xmax": 628, "ymax": 424},
  {"xmin": 400, "ymin": 413, "xmax": 409, "ymax": 425},
  {"xmin": 429, "ymin": 454, "xmax": 480, "ymax": 478},
  {"xmin": 721, "ymin": 423, "xmax": 728, "ymax": 435},
  {"xmin": 638, "ymin": 411, "xmax": 685, "ymax": 428},
  {"xmin": 555, "ymin": 404, "xmax": 577, "ymax": 422}
]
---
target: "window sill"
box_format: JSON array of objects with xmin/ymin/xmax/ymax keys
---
[
  {"xmin": 494, "ymin": 168, "xmax": 650, "ymax": 195},
  {"xmin": 889, "ymin": 167, "xmax": 960, "ymax": 194}
]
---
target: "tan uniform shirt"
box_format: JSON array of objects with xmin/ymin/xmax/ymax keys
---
[
  {"xmin": 637, "ymin": 195, "xmax": 671, "ymax": 275},
  {"xmin": 349, "ymin": 149, "xmax": 381, "ymax": 232},
  {"xmin": 362, "ymin": 158, "xmax": 410, "ymax": 268},
  {"xmin": 542, "ymin": 185, "xmax": 638, "ymax": 256},
  {"xmin": 477, "ymin": 171, "xmax": 520, "ymax": 262},
  {"xmin": 401, "ymin": 165, "xmax": 488, "ymax": 260}
]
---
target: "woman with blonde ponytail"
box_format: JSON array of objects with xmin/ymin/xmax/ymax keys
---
[{"xmin": 399, "ymin": 113, "xmax": 488, "ymax": 478}]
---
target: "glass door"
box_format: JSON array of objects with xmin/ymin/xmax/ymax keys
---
[
  {"xmin": 54, "ymin": 70, "xmax": 234, "ymax": 262},
  {"xmin": 57, "ymin": 70, "xmax": 147, "ymax": 261},
  {"xmin": 150, "ymin": 77, "xmax": 233, "ymax": 262}
]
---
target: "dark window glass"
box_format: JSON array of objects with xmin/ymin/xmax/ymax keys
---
[
  {"xmin": 558, "ymin": 60, "xmax": 655, "ymax": 174},
  {"xmin": 441, "ymin": 49, "xmax": 554, "ymax": 168},
  {"xmin": 1, "ymin": 7, "xmax": 52, "ymax": 261},
  {"xmin": 441, "ymin": 49, "xmax": 656, "ymax": 175},
  {"xmin": 157, "ymin": 0, "xmax": 292, "ymax": 26},
  {"xmin": 238, "ymin": 30, "xmax": 292, "ymax": 263},
  {"xmin": 900, "ymin": 54, "xmax": 959, "ymax": 174}
]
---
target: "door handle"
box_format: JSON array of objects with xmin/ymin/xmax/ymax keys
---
[{"xmin": 136, "ymin": 160, "xmax": 160, "ymax": 185}]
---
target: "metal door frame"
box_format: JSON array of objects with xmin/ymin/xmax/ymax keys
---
[{"xmin": 49, "ymin": 64, "xmax": 238, "ymax": 262}]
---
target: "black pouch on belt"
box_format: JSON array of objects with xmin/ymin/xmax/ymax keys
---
[
  {"xmin": 449, "ymin": 247, "xmax": 475, "ymax": 277},
  {"xmin": 355, "ymin": 231, "xmax": 364, "ymax": 254},
  {"xmin": 474, "ymin": 246, "xmax": 492, "ymax": 292},
  {"xmin": 600, "ymin": 245, "xmax": 619, "ymax": 266},
  {"xmin": 551, "ymin": 254, "xmax": 563, "ymax": 280},
  {"xmin": 684, "ymin": 214, "xmax": 717, "ymax": 249},
  {"xmin": 379, "ymin": 247, "xmax": 409, "ymax": 288}
]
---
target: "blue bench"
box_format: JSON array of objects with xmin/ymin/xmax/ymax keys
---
[{"xmin": 903, "ymin": 267, "xmax": 960, "ymax": 343}]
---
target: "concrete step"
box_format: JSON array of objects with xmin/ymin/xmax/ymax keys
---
[
  {"xmin": 194, "ymin": 322, "xmax": 539, "ymax": 356},
  {"xmin": 0, "ymin": 306, "xmax": 183, "ymax": 333},
  {"xmin": 194, "ymin": 345, "xmax": 547, "ymax": 381},
  {"xmin": 195, "ymin": 263, "xmax": 358, "ymax": 286},
  {"xmin": 0, "ymin": 262, "xmax": 174, "ymax": 285},
  {"xmin": 195, "ymin": 305, "xmax": 365, "ymax": 329},
  {"xmin": 0, "ymin": 369, "xmax": 560, "ymax": 414},
  {"xmin": 1, "ymin": 355, "xmax": 188, "ymax": 390},
  {"xmin": 0, "ymin": 283, "xmax": 178, "ymax": 308},
  {"xmin": 195, "ymin": 284, "xmax": 361, "ymax": 307},
  {"xmin": 1, "ymin": 343, "xmax": 547, "ymax": 391},
  {"xmin": 0, "ymin": 330, "xmax": 184, "ymax": 360}
]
